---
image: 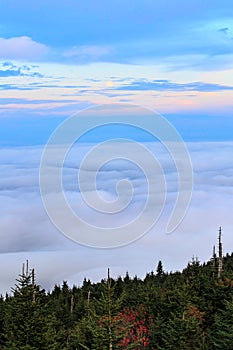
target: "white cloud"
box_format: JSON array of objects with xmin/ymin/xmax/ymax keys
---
[
  {"xmin": 0, "ymin": 141, "xmax": 232, "ymax": 294},
  {"xmin": 0, "ymin": 36, "xmax": 48, "ymax": 60}
]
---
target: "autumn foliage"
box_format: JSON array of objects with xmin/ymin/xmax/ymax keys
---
[{"xmin": 114, "ymin": 305, "xmax": 150, "ymax": 349}]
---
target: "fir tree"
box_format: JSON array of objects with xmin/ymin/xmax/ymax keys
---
[
  {"xmin": 208, "ymin": 297, "xmax": 233, "ymax": 349},
  {"xmin": 156, "ymin": 260, "xmax": 164, "ymax": 277},
  {"xmin": 4, "ymin": 262, "xmax": 49, "ymax": 349}
]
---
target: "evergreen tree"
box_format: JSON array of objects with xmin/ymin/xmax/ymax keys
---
[
  {"xmin": 156, "ymin": 260, "xmax": 164, "ymax": 278},
  {"xmin": 161, "ymin": 305, "xmax": 205, "ymax": 350},
  {"xmin": 4, "ymin": 262, "xmax": 50, "ymax": 349},
  {"xmin": 0, "ymin": 249, "xmax": 232, "ymax": 349},
  {"xmin": 0, "ymin": 294, "xmax": 6, "ymax": 347},
  {"xmin": 208, "ymin": 297, "xmax": 233, "ymax": 349},
  {"xmin": 91, "ymin": 268, "xmax": 124, "ymax": 349}
]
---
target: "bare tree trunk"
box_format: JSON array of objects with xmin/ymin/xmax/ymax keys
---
[
  {"xmin": 107, "ymin": 268, "xmax": 113, "ymax": 350},
  {"xmin": 26, "ymin": 259, "xmax": 29, "ymax": 276},
  {"xmin": 70, "ymin": 294, "xmax": 74, "ymax": 314},
  {"xmin": 218, "ymin": 227, "xmax": 223, "ymax": 278},
  {"xmin": 87, "ymin": 290, "xmax": 91, "ymax": 319},
  {"xmin": 32, "ymin": 268, "xmax": 36, "ymax": 303}
]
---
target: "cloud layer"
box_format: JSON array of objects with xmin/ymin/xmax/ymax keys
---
[
  {"xmin": 0, "ymin": 141, "xmax": 232, "ymax": 293},
  {"xmin": 115, "ymin": 80, "xmax": 233, "ymax": 92}
]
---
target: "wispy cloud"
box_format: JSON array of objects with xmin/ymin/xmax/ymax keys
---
[
  {"xmin": 0, "ymin": 68, "xmax": 23, "ymax": 77},
  {"xmin": 0, "ymin": 84, "xmax": 37, "ymax": 91},
  {"xmin": 0, "ymin": 61, "xmax": 44, "ymax": 79},
  {"xmin": 0, "ymin": 68, "xmax": 43, "ymax": 78},
  {"xmin": 0, "ymin": 98, "xmax": 78, "ymax": 105},
  {"xmin": 63, "ymin": 45, "xmax": 114, "ymax": 63},
  {"xmin": 0, "ymin": 82, "xmax": 87, "ymax": 92},
  {"xmin": 115, "ymin": 79, "xmax": 233, "ymax": 92},
  {"xmin": 218, "ymin": 27, "xmax": 229, "ymax": 35}
]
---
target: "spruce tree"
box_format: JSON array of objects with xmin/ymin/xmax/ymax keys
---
[
  {"xmin": 208, "ymin": 297, "xmax": 233, "ymax": 349},
  {"xmin": 156, "ymin": 260, "xmax": 164, "ymax": 277},
  {"xmin": 4, "ymin": 262, "xmax": 49, "ymax": 349}
]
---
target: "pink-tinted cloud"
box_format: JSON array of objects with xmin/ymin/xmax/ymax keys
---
[{"xmin": 0, "ymin": 36, "xmax": 48, "ymax": 60}]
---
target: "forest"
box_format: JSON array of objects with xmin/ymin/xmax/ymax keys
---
[{"xmin": 0, "ymin": 243, "xmax": 232, "ymax": 349}]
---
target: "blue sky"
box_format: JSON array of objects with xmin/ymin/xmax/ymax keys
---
[
  {"xmin": 0, "ymin": 1, "xmax": 233, "ymax": 292},
  {"xmin": 0, "ymin": 0, "xmax": 233, "ymax": 130}
]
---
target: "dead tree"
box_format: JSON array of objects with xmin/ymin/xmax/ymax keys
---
[{"xmin": 217, "ymin": 227, "xmax": 223, "ymax": 278}]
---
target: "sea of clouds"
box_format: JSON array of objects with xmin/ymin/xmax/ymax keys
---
[{"xmin": 0, "ymin": 141, "xmax": 232, "ymax": 294}]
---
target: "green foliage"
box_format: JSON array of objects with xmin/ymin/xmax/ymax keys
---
[
  {"xmin": 156, "ymin": 260, "xmax": 164, "ymax": 278},
  {"xmin": 0, "ymin": 253, "xmax": 233, "ymax": 349},
  {"xmin": 208, "ymin": 296, "xmax": 233, "ymax": 349},
  {"xmin": 161, "ymin": 305, "xmax": 205, "ymax": 350},
  {"xmin": 4, "ymin": 267, "xmax": 49, "ymax": 349},
  {"xmin": 79, "ymin": 268, "xmax": 125, "ymax": 350}
]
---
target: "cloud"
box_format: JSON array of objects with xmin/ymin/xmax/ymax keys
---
[
  {"xmin": 0, "ymin": 67, "xmax": 43, "ymax": 78},
  {"xmin": 63, "ymin": 45, "xmax": 113, "ymax": 63},
  {"xmin": 0, "ymin": 36, "xmax": 48, "ymax": 60},
  {"xmin": 2, "ymin": 61, "xmax": 17, "ymax": 68},
  {"xmin": 0, "ymin": 62, "xmax": 43, "ymax": 80},
  {"xmin": 0, "ymin": 0, "xmax": 233, "ymax": 293},
  {"xmin": 115, "ymin": 79, "xmax": 233, "ymax": 92},
  {"xmin": 0, "ymin": 68, "xmax": 23, "ymax": 77},
  {"xmin": 0, "ymin": 84, "xmax": 36, "ymax": 91},
  {"xmin": 1, "ymin": 2, "xmax": 233, "ymax": 68},
  {"xmin": 0, "ymin": 141, "xmax": 232, "ymax": 293},
  {"xmin": 218, "ymin": 27, "xmax": 229, "ymax": 35},
  {"xmin": 0, "ymin": 83, "xmax": 83, "ymax": 91},
  {"xmin": 0, "ymin": 98, "xmax": 78, "ymax": 105}
]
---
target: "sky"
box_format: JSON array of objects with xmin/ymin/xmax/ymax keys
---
[{"xmin": 0, "ymin": 0, "xmax": 233, "ymax": 293}]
